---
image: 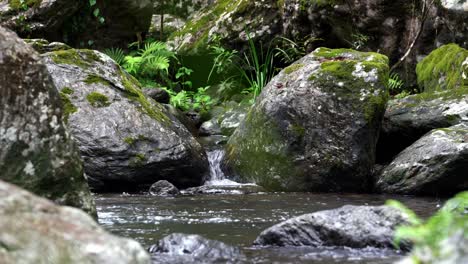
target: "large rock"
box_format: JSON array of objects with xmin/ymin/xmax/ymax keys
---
[
  {"xmin": 0, "ymin": 26, "xmax": 95, "ymax": 215},
  {"xmin": 377, "ymin": 44, "xmax": 467, "ymax": 163},
  {"xmin": 376, "ymin": 124, "xmax": 468, "ymax": 195},
  {"xmin": 0, "ymin": 180, "xmax": 150, "ymax": 264},
  {"xmin": 224, "ymin": 48, "xmax": 389, "ymax": 192},
  {"xmin": 254, "ymin": 205, "xmax": 409, "ymax": 250},
  {"xmin": 149, "ymin": 180, "xmax": 180, "ymax": 196},
  {"xmin": 41, "ymin": 48, "xmax": 209, "ymax": 192},
  {"xmin": 148, "ymin": 233, "xmax": 245, "ymax": 264}
]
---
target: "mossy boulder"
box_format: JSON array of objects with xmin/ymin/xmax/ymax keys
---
[
  {"xmin": 376, "ymin": 123, "xmax": 468, "ymax": 195},
  {"xmin": 0, "ymin": 180, "xmax": 151, "ymax": 264},
  {"xmin": 416, "ymin": 44, "xmax": 468, "ymax": 93},
  {"xmin": 0, "ymin": 26, "xmax": 96, "ymax": 216},
  {"xmin": 376, "ymin": 44, "xmax": 468, "ymax": 164},
  {"xmin": 223, "ymin": 48, "xmax": 389, "ymax": 192},
  {"xmin": 42, "ymin": 48, "xmax": 209, "ymax": 192}
]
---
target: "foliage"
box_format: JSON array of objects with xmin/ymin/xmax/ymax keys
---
[
  {"xmin": 386, "ymin": 191, "xmax": 468, "ymax": 262},
  {"xmin": 274, "ymin": 36, "xmax": 316, "ymax": 65},
  {"xmin": 208, "ymin": 35, "xmax": 238, "ymax": 82},
  {"xmin": 388, "ymin": 72, "xmax": 404, "ymax": 92},
  {"xmin": 346, "ymin": 33, "xmax": 369, "ymax": 50},
  {"xmin": 236, "ymin": 33, "xmax": 276, "ymax": 98},
  {"xmin": 165, "ymin": 86, "xmax": 214, "ymax": 112},
  {"xmin": 103, "ymin": 48, "xmax": 125, "ymax": 65},
  {"xmin": 88, "ymin": 0, "xmax": 105, "ymax": 24}
]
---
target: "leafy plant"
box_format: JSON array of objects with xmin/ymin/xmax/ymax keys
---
[
  {"xmin": 274, "ymin": 36, "xmax": 316, "ymax": 65},
  {"xmin": 89, "ymin": 0, "xmax": 105, "ymax": 24},
  {"xmin": 104, "ymin": 48, "xmax": 125, "ymax": 65},
  {"xmin": 236, "ymin": 33, "xmax": 276, "ymax": 98},
  {"xmin": 387, "ymin": 191, "xmax": 468, "ymax": 262},
  {"xmin": 175, "ymin": 67, "xmax": 194, "ymax": 89},
  {"xmin": 192, "ymin": 86, "xmax": 213, "ymax": 112},
  {"xmin": 208, "ymin": 36, "xmax": 238, "ymax": 82},
  {"xmin": 170, "ymin": 90, "xmax": 191, "ymax": 111},
  {"xmin": 346, "ymin": 33, "xmax": 369, "ymax": 50},
  {"xmin": 388, "ymin": 72, "xmax": 405, "ymax": 92}
]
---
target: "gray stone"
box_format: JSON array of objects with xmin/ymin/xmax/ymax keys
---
[
  {"xmin": 199, "ymin": 120, "xmax": 222, "ymax": 136},
  {"xmin": 0, "ymin": 180, "xmax": 150, "ymax": 264},
  {"xmin": 41, "ymin": 48, "xmax": 209, "ymax": 192},
  {"xmin": 376, "ymin": 124, "xmax": 468, "ymax": 195},
  {"xmin": 254, "ymin": 205, "xmax": 410, "ymax": 250},
  {"xmin": 149, "ymin": 180, "xmax": 180, "ymax": 196},
  {"xmin": 0, "ymin": 26, "xmax": 96, "ymax": 216},
  {"xmin": 377, "ymin": 92, "xmax": 468, "ymax": 163},
  {"xmin": 182, "ymin": 183, "xmax": 265, "ymax": 195},
  {"xmin": 148, "ymin": 233, "xmax": 245, "ymax": 264},
  {"xmin": 224, "ymin": 48, "xmax": 389, "ymax": 192},
  {"xmin": 24, "ymin": 39, "xmax": 71, "ymax": 54}
]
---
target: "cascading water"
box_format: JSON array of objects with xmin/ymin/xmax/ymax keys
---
[{"xmin": 205, "ymin": 149, "xmax": 240, "ymax": 186}]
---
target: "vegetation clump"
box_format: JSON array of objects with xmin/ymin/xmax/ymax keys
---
[
  {"xmin": 86, "ymin": 92, "xmax": 111, "ymax": 108},
  {"xmin": 59, "ymin": 91, "xmax": 77, "ymax": 123},
  {"xmin": 416, "ymin": 44, "xmax": 468, "ymax": 93}
]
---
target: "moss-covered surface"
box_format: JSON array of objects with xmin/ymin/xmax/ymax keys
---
[
  {"xmin": 129, "ymin": 153, "xmax": 147, "ymax": 167},
  {"xmin": 83, "ymin": 74, "xmax": 112, "ymax": 86},
  {"xmin": 311, "ymin": 47, "xmax": 389, "ymax": 124},
  {"xmin": 59, "ymin": 92, "xmax": 77, "ymax": 123},
  {"xmin": 50, "ymin": 49, "xmax": 103, "ymax": 69},
  {"xmin": 416, "ymin": 44, "xmax": 468, "ymax": 92},
  {"xmin": 226, "ymin": 109, "xmax": 298, "ymax": 191},
  {"xmin": 61, "ymin": 87, "xmax": 74, "ymax": 95},
  {"xmin": 86, "ymin": 92, "xmax": 111, "ymax": 108},
  {"xmin": 284, "ymin": 63, "xmax": 305, "ymax": 74},
  {"xmin": 120, "ymin": 69, "xmax": 171, "ymax": 124}
]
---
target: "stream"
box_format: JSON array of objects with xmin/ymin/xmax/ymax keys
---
[{"xmin": 96, "ymin": 149, "xmax": 443, "ymax": 263}]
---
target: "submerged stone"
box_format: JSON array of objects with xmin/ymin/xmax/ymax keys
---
[{"xmin": 224, "ymin": 48, "xmax": 389, "ymax": 192}]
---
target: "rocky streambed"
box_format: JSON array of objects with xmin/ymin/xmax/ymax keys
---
[{"xmin": 96, "ymin": 191, "xmax": 441, "ymax": 264}]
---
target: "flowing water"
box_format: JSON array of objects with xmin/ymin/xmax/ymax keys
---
[{"xmin": 96, "ymin": 148, "xmax": 443, "ymax": 263}]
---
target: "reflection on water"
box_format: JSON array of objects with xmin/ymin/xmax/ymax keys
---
[{"xmin": 96, "ymin": 192, "xmax": 442, "ymax": 263}]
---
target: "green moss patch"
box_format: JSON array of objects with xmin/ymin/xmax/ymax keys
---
[
  {"xmin": 83, "ymin": 74, "xmax": 112, "ymax": 86},
  {"xmin": 59, "ymin": 92, "xmax": 77, "ymax": 123},
  {"xmin": 8, "ymin": 0, "xmax": 42, "ymax": 10},
  {"xmin": 120, "ymin": 69, "xmax": 170, "ymax": 124},
  {"xmin": 61, "ymin": 87, "xmax": 74, "ymax": 95},
  {"xmin": 130, "ymin": 153, "xmax": 147, "ymax": 167},
  {"xmin": 50, "ymin": 49, "xmax": 103, "ymax": 69},
  {"xmin": 86, "ymin": 92, "xmax": 110, "ymax": 108},
  {"xmin": 416, "ymin": 44, "xmax": 468, "ymax": 92},
  {"xmin": 284, "ymin": 63, "xmax": 304, "ymax": 74}
]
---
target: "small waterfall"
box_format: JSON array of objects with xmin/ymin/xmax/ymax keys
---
[{"xmin": 205, "ymin": 149, "xmax": 239, "ymax": 186}]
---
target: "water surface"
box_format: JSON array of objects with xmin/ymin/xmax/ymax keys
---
[{"xmin": 96, "ymin": 192, "xmax": 442, "ymax": 263}]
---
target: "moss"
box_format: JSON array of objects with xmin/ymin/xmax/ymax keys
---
[
  {"xmin": 86, "ymin": 92, "xmax": 110, "ymax": 108},
  {"xmin": 310, "ymin": 48, "xmax": 389, "ymax": 124},
  {"xmin": 284, "ymin": 63, "xmax": 304, "ymax": 74},
  {"xmin": 226, "ymin": 109, "xmax": 297, "ymax": 191},
  {"xmin": 59, "ymin": 92, "xmax": 77, "ymax": 123},
  {"xmin": 405, "ymin": 86, "xmax": 468, "ymax": 106},
  {"xmin": 416, "ymin": 44, "xmax": 468, "ymax": 92},
  {"xmin": 8, "ymin": 0, "xmax": 42, "ymax": 10},
  {"xmin": 50, "ymin": 49, "xmax": 103, "ymax": 69},
  {"xmin": 61, "ymin": 87, "xmax": 74, "ymax": 95},
  {"xmin": 124, "ymin": 137, "xmax": 136, "ymax": 145},
  {"xmin": 120, "ymin": 69, "xmax": 170, "ymax": 124},
  {"xmin": 83, "ymin": 74, "xmax": 112, "ymax": 86},
  {"xmin": 130, "ymin": 153, "xmax": 147, "ymax": 167}
]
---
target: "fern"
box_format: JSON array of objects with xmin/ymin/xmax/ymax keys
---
[
  {"xmin": 104, "ymin": 48, "xmax": 125, "ymax": 65},
  {"xmin": 388, "ymin": 72, "xmax": 404, "ymax": 92}
]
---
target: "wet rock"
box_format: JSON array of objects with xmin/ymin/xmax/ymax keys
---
[
  {"xmin": 148, "ymin": 233, "xmax": 245, "ymax": 264},
  {"xmin": 0, "ymin": 26, "xmax": 95, "ymax": 216},
  {"xmin": 376, "ymin": 124, "xmax": 468, "ymax": 195},
  {"xmin": 254, "ymin": 205, "xmax": 409, "ymax": 250},
  {"xmin": 42, "ymin": 48, "xmax": 209, "ymax": 192},
  {"xmin": 0, "ymin": 180, "xmax": 150, "ymax": 264},
  {"xmin": 182, "ymin": 183, "xmax": 265, "ymax": 195},
  {"xmin": 163, "ymin": 104, "xmax": 199, "ymax": 136},
  {"xmin": 377, "ymin": 91, "xmax": 468, "ymax": 163},
  {"xmin": 143, "ymin": 87, "xmax": 170, "ymax": 104},
  {"xmin": 199, "ymin": 120, "xmax": 222, "ymax": 136},
  {"xmin": 224, "ymin": 48, "xmax": 389, "ymax": 192},
  {"xmin": 377, "ymin": 44, "xmax": 468, "ymax": 163},
  {"xmin": 149, "ymin": 180, "xmax": 180, "ymax": 196}
]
